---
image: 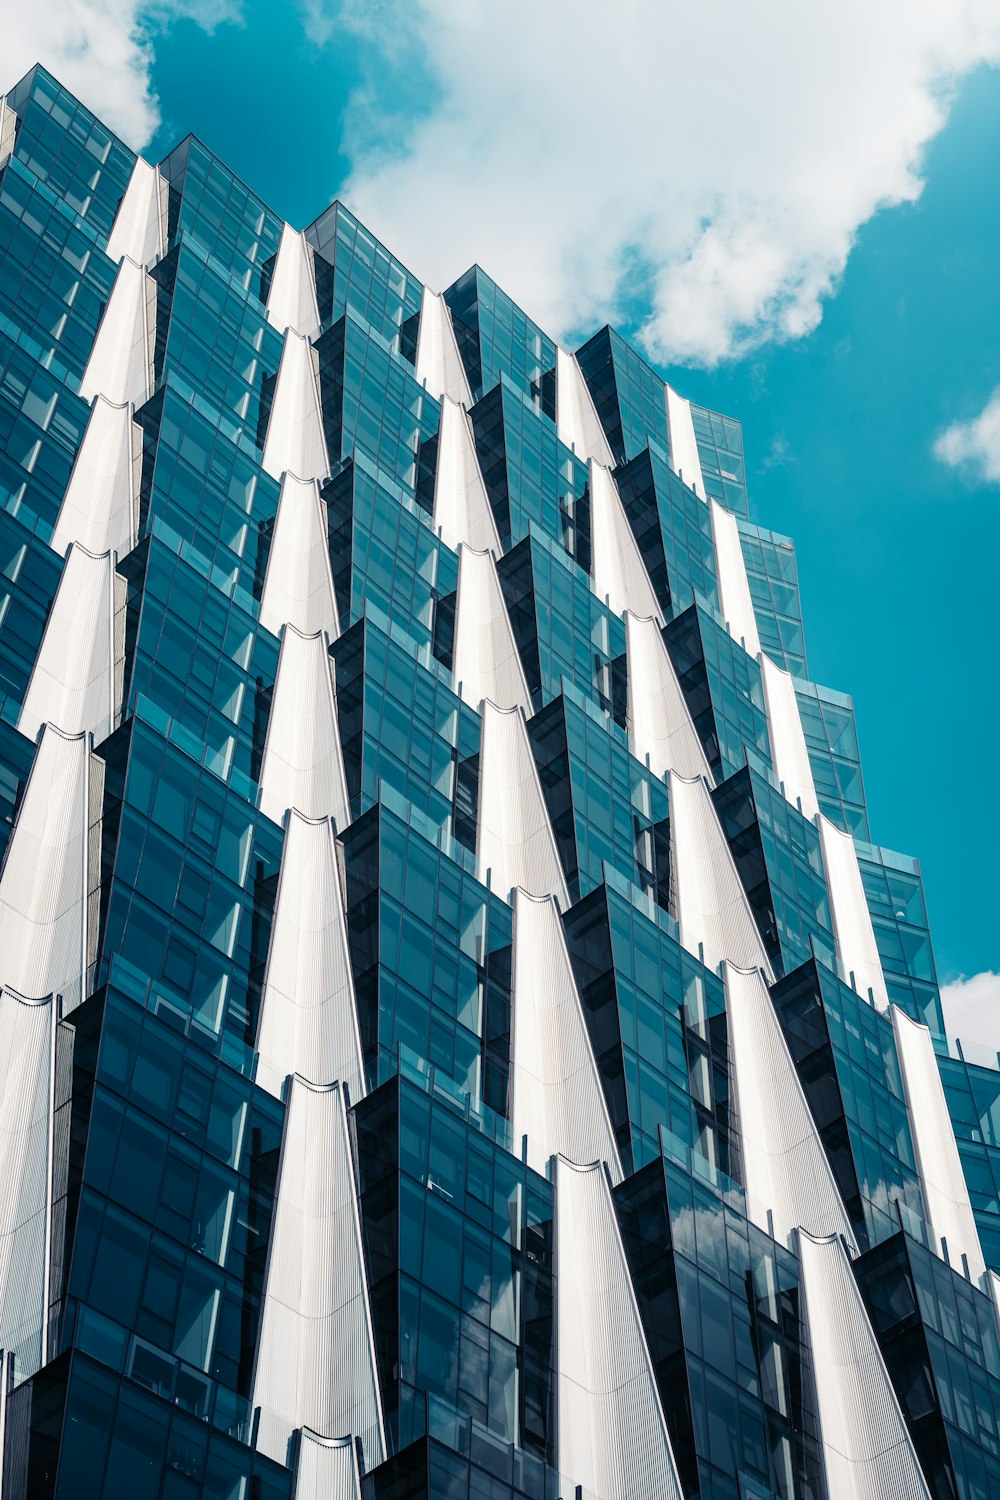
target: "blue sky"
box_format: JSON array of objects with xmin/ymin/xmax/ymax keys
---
[{"xmin": 7, "ymin": 2, "xmax": 1000, "ymax": 1032}]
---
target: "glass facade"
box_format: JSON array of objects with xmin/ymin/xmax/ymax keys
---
[{"xmin": 0, "ymin": 61, "xmax": 993, "ymax": 1500}]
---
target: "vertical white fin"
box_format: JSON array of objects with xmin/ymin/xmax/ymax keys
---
[
  {"xmin": 664, "ymin": 386, "xmax": 705, "ymax": 500},
  {"xmin": 260, "ymin": 474, "xmax": 339, "ymax": 639},
  {"xmin": 0, "ymin": 987, "xmax": 56, "ymax": 1377},
  {"xmin": 453, "ymin": 545, "xmax": 531, "ymax": 715},
  {"xmin": 259, "ymin": 627, "xmax": 350, "ymax": 828},
  {"xmin": 19, "ymin": 545, "xmax": 121, "ymax": 743},
  {"xmin": 51, "ymin": 397, "xmax": 136, "ymax": 557},
  {"xmin": 414, "ymin": 286, "xmax": 472, "ymax": 407},
  {"xmin": 668, "ymin": 770, "xmax": 773, "ymax": 979},
  {"xmin": 293, "ymin": 1431, "xmax": 362, "ymax": 1500},
  {"xmin": 106, "ymin": 157, "xmax": 164, "ymax": 268},
  {"xmin": 262, "ymin": 330, "xmax": 330, "ymax": 484},
  {"xmin": 267, "ymin": 225, "xmax": 321, "ymax": 341},
  {"xmin": 0, "ymin": 98, "xmax": 16, "ymax": 169},
  {"xmin": 252, "ymin": 1078, "xmax": 385, "ymax": 1473},
  {"xmin": 433, "ymin": 397, "xmax": 501, "ymax": 554},
  {"xmin": 760, "ymin": 652, "xmax": 819, "ymax": 820},
  {"xmin": 724, "ymin": 963, "xmax": 854, "ymax": 1248},
  {"xmin": 589, "ymin": 460, "xmax": 662, "ymax": 622},
  {"xmin": 256, "ymin": 812, "xmax": 365, "ymax": 1106},
  {"xmin": 710, "ymin": 499, "xmax": 760, "ymax": 655},
  {"xmin": 555, "ymin": 347, "xmax": 614, "ymax": 467},
  {"xmin": 0, "ymin": 727, "xmax": 91, "ymax": 1009},
  {"xmin": 798, "ymin": 1229, "xmax": 932, "ymax": 1500},
  {"xmin": 626, "ymin": 610, "xmax": 711, "ymax": 782},
  {"xmin": 891, "ymin": 1005, "xmax": 985, "ymax": 1283},
  {"xmin": 817, "ymin": 815, "xmax": 888, "ymax": 1010},
  {"xmin": 512, "ymin": 891, "xmax": 622, "ymax": 1182},
  {"xmin": 79, "ymin": 257, "xmax": 152, "ymax": 408},
  {"xmin": 556, "ymin": 1157, "xmax": 684, "ymax": 1500},
  {"xmin": 476, "ymin": 702, "xmax": 569, "ymax": 907}
]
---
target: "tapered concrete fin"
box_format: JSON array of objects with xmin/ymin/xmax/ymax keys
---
[
  {"xmin": 709, "ymin": 499, "xmax": 760, "ymax": 656},
  {"xmin": 19, "ymin": 545, "xmax": 124, "ymax": 743},
  {"xmin": 293, "ymin": 1431, "xmax": 362, "ymax": 1500},
  {"xmin": 453, "ymin": 545, "xmax": 531, "ymax": 715},
  {"xmin": 433, "ymin": 397, "xmax": 501, "ymax": 554},
  {"xmin": 477, "ymin": 701, "xmax": 569, "ymax": 907},
  {"xmin": 0, "ymin": 987, "xmax": 57, "ymax": 1377},
  {"xmin": 256, "ymin": 812, "xmax": 365, "ymax": 1105},
  {"xmin": 556, "ymin": 1157, "xmax": 684, "ymax": 1500},
  {"xmin": 817, "ymin": 815, "xmax": 888, "ymax": 1010},
  {"xmin": 665, "ymin": 386, "xmax": 705, "ymax": 500},
  {"xmin": 760, "ymin": 652, "xmax": 819, "ymax": 820},
  {"xmin": 590, "ymin": 460, "xmax": 662, "ymax": 622},
  {"xmin": 252, "ymin": 1078, "xmax": 385, "ymax": 1473},
  {"xmin": 79, "ymin": 256, "xmax": 153, "ymax": 408},
  {"xmin": 891, "ymin": 1005, "xmax": 985, "ymax": 1283},
  {"xmin": 259, "ymin": 627, "xmax": 350, "ymax": 827},
  {"xmin": 414, "ymin": 286, "xmax": 472, "ymax": 407},
  {"xmin": 724, "ymin": 964, "xmax": 854, "ymax": 1248},
  {"xmin": 262, "ymin": 330, "xmax": 330, "ymax": 484},
  {"xmin": 626, "ymin": 611, "xmax": 712, "ymax": 782},
  {"xmin": 106, "ymin": 156, "xmax": 165, "ymax": 268},
  {"xmin": 512, "ymin": 891, "xmax": 622, "ymax": 1182},
  {"xmin": 260, "ymin": 473, "xmax": 339, "ymax": 639},
  {"xmin": 51, "ymin": 397, "xmax": 137, "ymax": 557},
  {"xmin": 555, "ymin": 346, "xmax": 614, "ymax": 467},
  {"xmin": 668, "ymin": 770, "xmax": 773, "ymax": 979},
  {"xmin": 0, "ymin": 727, "xmax": 94, "ymax": 1010},
  {"xmin": 268, "ymin": 224, "xmax": 321, "ymax": 340},
  {"xmin": 798, "ymin": 1230, "xmax": 932, "ymax": 1500}
]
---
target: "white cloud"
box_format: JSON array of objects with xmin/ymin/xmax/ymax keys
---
[
  {"xmin": 934, "ymin": 387, "xmax": 1000, "ymax": 483},
  {"xmin": 325, "ymin": 0, "xmax": 1000, "ymax": 366},
  {"xmin": 3, "ymin": 1, "xmax": 240, "ymax": 151},
  {"xmin": 941, "ymin": 971, "xmax": 1000, "ymax": 1056}
]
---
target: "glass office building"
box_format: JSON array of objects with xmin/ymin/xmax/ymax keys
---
[{"xmin": 0, "ymin": 62, "xmax": 996, "ymax": 1500}]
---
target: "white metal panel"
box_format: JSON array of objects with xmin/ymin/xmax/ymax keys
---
[
  {"xmin": 453, "ymin": 545, "xmax": 532, "ymax": 716},
  {"xmin": 79, "ymin": 257, "xmax": 152, "ymax": 408},
  {"xmin": 668, "ymin": 770, "xmax": 773, "ymax": 980},
  {"xmin": 258, "ymin": 627, "xmax": 350, "ymax": 828},
  {"xmin": 818, "ymin": 815, "xmax": 888, "ymax": 1010},
  {"xmin": 476, "ymin": 701, "xmax": 569, "ymax": 907},
  {"xmin": 293, "ymin": 1430, "xmax": 362, "ymax": 1500},
  {"xmin": 261, "ymin": 330, "xmax": 330, "ymax": 483},
  {"xmin": 0, "ymin": 988, "xmax": 56, "ymax": 1379},
  {"xmin": 555, "ymin": 346, "xmax": 614, "ymax": 467},
  {"xmin": 256, "ymin": 812, "xmax": 365, "ymax": 1106},
  {"xmin": 709, "ymin": 499, "xmax": 760, "ymax": 655},
  {"xmin": 19, "ymin": 545, "xmax": 120, "ymax": 743},
  {"xmin": 626, "ymin": 611, "xmax": 712, "ymax": 782},
  {"xmin": 0, "ymin": 727, "xmax": 91, "ymax": 1009},
  {"xmin": 0, "ymin": 98, "xmax": 15, "ymax": 169},
  {"xmin": 512, "ymin": 890, "xmax": 622, "ymax": 1183},
  {"xmin": 891, "ymin": 1005, "xmax": 986, "ymax": 1283},
  {"xmin": 725, "ymin": 963, "xmax": 854, "ymax": 1248},
  {"xmin": 590, "ymin": 460, "xmax": 662, "ymax": 622},
  {"xmin": 51, "ymin": 397, "xmax": 136, "ymax": 557},
  {"xmin": 267, "ymin": 224, "xmax": 321, "ymax": 340},
  {"xmin": 664, "ymin": 386, "xmax": 705, "ymax": 499},
  {"xmin": 259, "ymin": 473, "xmax": 339, "ymax": 640},
  {"xmin": 252, "ymin": 1078, "xmax": 385, "ymax": 1473},
  {"xmin": 433, "ymin": 396, "xmax": 501, "ymax": 554},
  {"xmin": 759, "ymin": 652, "xmax": 819, "ymax": 820},
  {"xmin": 414, "ymin": 286, "xmax": 473, "ymax": 408},
  {"xmin": 798, "ymin": 1229, "xmax": 931, "ymax": 1500},
  {"xmin": 556, "ymin": 1157, "xmax": 684, "ymax": 1500},
  {"xmin": 106, "ymin": 157, "xmax": 164, "ymax": 268}
]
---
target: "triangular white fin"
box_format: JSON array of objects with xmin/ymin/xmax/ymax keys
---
[
  {"xmin": 476, "ymin": 701, "xmax": 569, "ymax": 907},
  {"xmin": 260, "ymin": 473, "xmax": 339, "ymax": 639},
  {"xmin": 259, "ymin": 627, "xmax": 350, "ymax": 827},
  {"xmin": 262, "ymin": 331, "xmax": 330, "ymax": 484},
  {"xmin": 453, "ymin": 545, "xmax": 531, "ymax": 715}
]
